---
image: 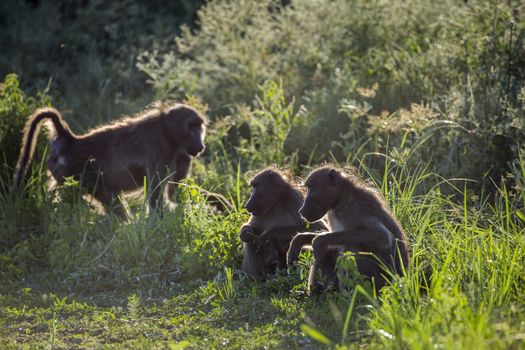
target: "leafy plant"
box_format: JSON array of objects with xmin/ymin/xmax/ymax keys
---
[
  {"xmin": 0, "ymin": 74, "xmax": 51, "ymax": 177},
  {"xmin": 139, "ymin": 0, "xmax": 524, "ymax": 183}
]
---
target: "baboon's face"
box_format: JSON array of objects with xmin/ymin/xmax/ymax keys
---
[
  {"xmin": 244, "ymin": 170, "xmax": 283, "ymax": 216},
  {"xmin": 185, "ymin": 118, "xmax": 206, "ymax": 156},
  {"xmin": 300, "ymin": 168, "xmax": 341, "ymax": 222},
  {"xmin": 166, "ymin": 106, "xmax": 206, "ymax": 156}
]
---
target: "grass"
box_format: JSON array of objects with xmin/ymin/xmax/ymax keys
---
[
  {"xmin": 0, "ymin": 154, "xmax": 524, "ymax": 349},
  {"xmin": 0, "ymin": 283, "xmax": 335, "ymax": 349}
]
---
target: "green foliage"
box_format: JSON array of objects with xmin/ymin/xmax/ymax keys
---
[
  {"xmin": 335, "ymin": 252, "xmax": 374, "ymax": 295},
  {"xmin": 138, "ymin": 0, "xmax": 282, "ymax": 107},
  {"xmin": 189, "ymin": 80, "xmax": 304, "ymax": 210},
  {"xmin": 0, "ymin": 0, "xmax": 203, "ymax": 121},
  {"xmin": 235, "ymin": 80, "xmax": 303, "ymax": 167},
  {"xmin": 140, "ymin": 0, "xmax": 524, "ymax": 181},
  {"xmin": 191, "ymin": 209, "xmax": 245, "ymax": 277},
  {"xmin": 0, "ymin": 74, "xmax": 50, "ymax": 177}
]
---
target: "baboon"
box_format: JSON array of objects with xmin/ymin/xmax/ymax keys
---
[
  {"xmin": 240, "ymin": 167, "xmax": 326, "ymax": 276},
  {"xmin": 12, "ymin": 104, "xmax": 207, "ymax": 218},
  {"xmin": 287, "ymin": 165, "xmax": 409, "ymax": 292}
]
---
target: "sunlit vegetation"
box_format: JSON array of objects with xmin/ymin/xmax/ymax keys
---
[{"xmin": 0, "ymin": 0, "xmax": 524, "ymax": 348}]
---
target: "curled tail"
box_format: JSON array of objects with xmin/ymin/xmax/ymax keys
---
[{"xmin": 12, "ymin": 107, "xmax": 74, "ymax": 191}]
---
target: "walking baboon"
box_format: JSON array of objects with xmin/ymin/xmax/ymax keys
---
[
  {"xmin": 12, "ymin": 104, "xmax": 206, "ymax": 218},
  {"xmin": 240, "ymin": 167, "xmax": 326, "ymax": 276},
  {"xmin": 287, "ymin": 165, "xmax": 409, "ymax": 292}
]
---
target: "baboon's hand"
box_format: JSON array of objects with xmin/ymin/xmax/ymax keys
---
[
  {"xmin": 287, "ymin": 233, "xmax": 318, "ymax": 265},
  {"xmin": 239, "ymin": 225, "xmax": 257, "ymax": 242}
]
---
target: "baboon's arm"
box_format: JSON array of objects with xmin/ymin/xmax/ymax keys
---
[
  {"xmin": 312, "ymin": 223, "xmax": 393, "ymax": 263},
  {"xmin": 239, "ymin": 224, "xmax": 263, "ymax": 242},
  {"xmin": 174, "ymin": 153, "xmax": 191, "ymax": 182},
  {"xmin": 257, "ymin": 224, "xmax": 306, "ymax": 241},
  {"xmin": 286, "ymin": 232, "xmax": 319, "ymax": 265},
  {"xmin": 166, "ymin": 154, "xmax": 191, "ymax": 201},
  {"xmin": 258, "ymin": 219, "xmax": 327, "ymax": 245}
]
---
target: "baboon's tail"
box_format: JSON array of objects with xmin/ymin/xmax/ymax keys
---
[{"xmin": 12, "ymin": 108, "xmax": 74, "ymax": 191}]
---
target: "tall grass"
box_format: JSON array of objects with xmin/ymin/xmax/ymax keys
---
[{"xmin": 302, "ymin": 153, "xmax": 525, "ymax": 348}]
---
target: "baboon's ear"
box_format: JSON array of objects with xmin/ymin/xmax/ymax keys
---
[{"xmin": 329, "ymin": 169, "xmax": 338, "ymax": 185}]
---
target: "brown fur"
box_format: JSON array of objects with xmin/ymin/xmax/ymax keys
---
[
  {"xmin": 12, "ymin": 104, "xmax": 206, "ymax": 218},
  {"xmin": 287, "ymin": 164, "xmax": 409, "ymax": 292},
  {"xmin": 240, "ymin": 166, "xmax": 326, "ymax": 276}
]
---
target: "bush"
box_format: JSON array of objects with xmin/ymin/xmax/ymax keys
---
[
  {"xmin": 0, "ymin": 74, "xmax": 51, "ymax": 178},
  {"xmin": 139, "ymin": 0, "xmax": 524, "ymax": 182},
  {"xmin": 0, "ymin": 0, "xmax": 204, "ymax": 121}
]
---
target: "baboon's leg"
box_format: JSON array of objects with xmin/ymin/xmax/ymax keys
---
[{"xmin": 93, "ymin": 188, "xmax": 127, "ymax": 219}]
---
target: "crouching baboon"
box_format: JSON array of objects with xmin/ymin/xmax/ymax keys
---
[
  {"xmin": 12, "ymin": 103, "xmax": 207, "ymax": 218},
  {"xmin": 240, "ymin": 167, "xmax": 326, "ymax": 276},
  {"xmin": 287, "ymin": 165, "xmax": 409, "ymax": 292}
]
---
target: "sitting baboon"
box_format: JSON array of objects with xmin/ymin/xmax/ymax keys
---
[
  {"xmin": 287, "ymin": 165, "xmax": 409, "ymax": 292},
  {"xmin": 240, "ymin": 167, "xmax": 326, "ymax": 276},
  {"xmin": 12, "ymin": 103, "xmax": 207, "ymax": 218}
]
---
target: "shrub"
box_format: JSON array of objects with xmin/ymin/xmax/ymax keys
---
[
  {"xmin": 0, "ymin": 74, "xmax": 51, "ymax": 178},
  {"xmin": 139, "ymin": 0, "xmax": 524, "ymax": 182},
  {"xmin": 0, "ymin": 0, "xmax": 204, "ymax": 121}
]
